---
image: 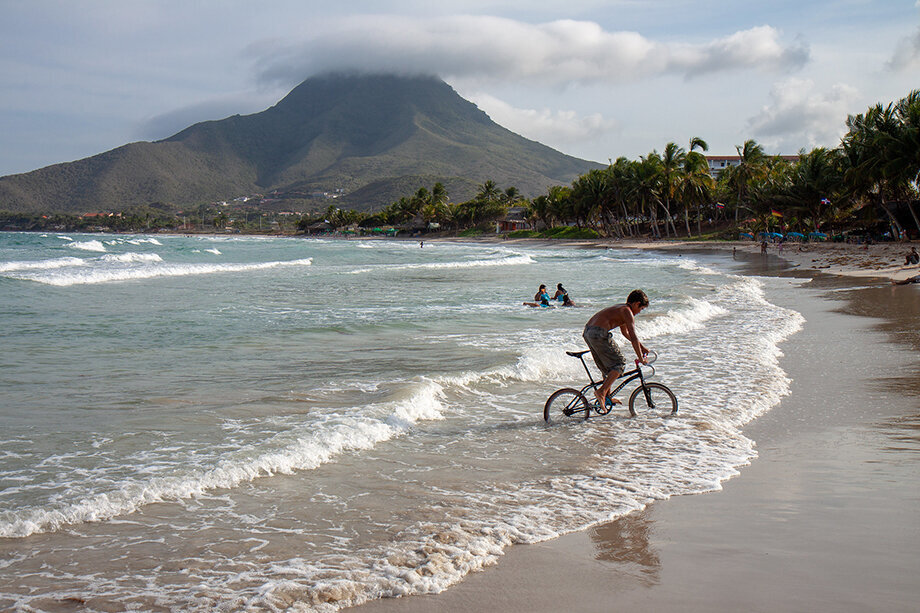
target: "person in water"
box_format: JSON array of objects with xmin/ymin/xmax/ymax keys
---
[
  {"xmin": 553, "ymin": 283, "xmax": 568, "ymax": 302},
  {"xmin": 523, "ymin": 284, "xmax": 552, "ymax": 307},
  {"xmin": 904, "ymin": 246, "xmax": 919, "ymax": 266},
  {"xmin": 553, "ymin": 283, "xmax": 577, "ymax": 306},
  {"xmin": 582, "ymin": 290, "xmax": 650, "ymax": 408}
]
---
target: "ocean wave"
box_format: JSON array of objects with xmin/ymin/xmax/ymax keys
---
[
  {"xmin": 347, "ymin": 253, "xmax": 534, "ymax": 275},
  {"xmin": 7, "ymin": 258, "xmax": 313, "ymax": 286},
  {"xmin": 0, "ymin": 380, "xmax": 446, "ymax": 538},
  {"xmin": 99, "ymin": 252, "xmax": 163, "ymax": 264},
  {"xmin": 67, "ymin": 239, "xmax": 107, "ymax": 252},
  {"xmin": 638, "ymin": 297, "xmax": 728, "ymax": 338},
  {"xmin": 0, "ymin": 257, "xmax": 86, "ymax": 273}
]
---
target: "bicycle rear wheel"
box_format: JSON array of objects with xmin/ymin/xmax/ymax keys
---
[
  {"xmin": 628, "ymin": 382, "xmax": 678, "ymax": 417},
  {"xmin": 544, "ymin": 388, "xmax": 591, "ymax": 422}
]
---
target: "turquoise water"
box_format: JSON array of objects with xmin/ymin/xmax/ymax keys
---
[{"xmin": 0, "ymin": 232, "xmax": 803, "ymax": 610}]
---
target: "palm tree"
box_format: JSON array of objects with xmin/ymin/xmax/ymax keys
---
[
  {"xmin": 629, "ymin": 156, "xmax": 665, "ymax": 238},
  {"xmin": 430, "ymin": 182, "xmax": 448, "ymax": 207},
  {"xmin": 657, "ymin": 143, "xmax": 684, "ymax": 237},
  {"xmin": 571, "ymin": 169, "xmax": 613, "ymax": 232},
  {"xmin": 528, "ymin": 194, "xmax": 554, "ymax": 229},
  {"xmin": 842, "ymin": 103, "xmax": 910, "ymax": 236},
  {"xmin": 679, "ymin": 141, "xmax": 714, "ymax": 237},
  {"xmin": 476, "ymin": 180, "xmax": 501, "ymax": 203},
  {"xmin": 501, "ymin": 186, "xmax": 521, "ymax": 205},
  {"xmin": 545, "ymin": 185, "xmax": 573, "ymax": 227},
  {"xmin": 607, "ymin": 157, "xmax": 638, "ymax": 237},
  {"xmin": 723, "ymin": 140, "xmax": 767, "ymax": 223}
]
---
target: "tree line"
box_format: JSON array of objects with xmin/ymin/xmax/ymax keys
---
[
  {"xmin": 298, "ymin": 180, "xmax": 524, "ymax": 233},
  {"xmin": 313, "ymin": 89, "xmax": 919, "ymax": 240}
]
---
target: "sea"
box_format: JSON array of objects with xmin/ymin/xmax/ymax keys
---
[{"xmin": 0, "ymin": 231, "xmax": 804, "ymax": 611}]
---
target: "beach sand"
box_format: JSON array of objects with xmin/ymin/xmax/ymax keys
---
[{"xmin": 356, "ymin": 242, "xmax": 920, "ymax": 612}]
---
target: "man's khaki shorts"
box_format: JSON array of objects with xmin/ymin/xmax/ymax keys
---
[{"xmin": 583, "ymin": 325, "xmax": 626, "ymax": 376}]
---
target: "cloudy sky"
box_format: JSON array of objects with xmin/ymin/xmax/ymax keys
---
[{"xmin": 1, "ymin": 0, "xmax": 918, "ymax": 177}]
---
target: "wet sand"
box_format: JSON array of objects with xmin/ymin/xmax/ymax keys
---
[{"xmin": 357, "ymin": 247, "xmax": 920, "ymax": 612}]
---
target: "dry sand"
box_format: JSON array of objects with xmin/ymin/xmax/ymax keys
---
[{"xmin": 356, "ymin": 241, "xmax": 920, "ymax": 613}]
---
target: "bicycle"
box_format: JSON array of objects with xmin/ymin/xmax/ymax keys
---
[{"xmin": 543, "ymin": 349, "xmax": 678, "ymax": 421}]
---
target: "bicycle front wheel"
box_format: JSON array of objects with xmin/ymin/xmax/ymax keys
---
[
  {"xmin": 628, "ymin": 382, "xmax": 678, "ymax": 417},
  {"xmin": 544, "ymin": 388, "xmax": 591, "ymax": 422}
]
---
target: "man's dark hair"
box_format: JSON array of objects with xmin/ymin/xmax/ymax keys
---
[{"xmin": 627, "ymin": 289, "xmax": 649, "ymax": 307}]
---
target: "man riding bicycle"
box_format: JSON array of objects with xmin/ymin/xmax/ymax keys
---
[{"xmin": 582, "ymin": 289, "xmax": 650, "ymax": 408}]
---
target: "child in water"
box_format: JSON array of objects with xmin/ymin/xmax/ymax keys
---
[{"xmin": 523, "ymin": 284, "xmax": 552, "ymax": 307}]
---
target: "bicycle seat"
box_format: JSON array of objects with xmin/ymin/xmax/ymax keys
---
[{"xmin": 566, "ymin": 350, "xmax": 590, "ymax": 357}]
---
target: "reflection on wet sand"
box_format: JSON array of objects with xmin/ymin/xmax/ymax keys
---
[
  {"xmin": 589, "ymin": 508, "xmax": 660, "ymax": 586},
  {"xmin": 875, "ymin": 412, "xmax": 920, "ymax": 457},
  {"xmin": 837, "ymin": 284, "xmax": 920, "ymax": 353}
]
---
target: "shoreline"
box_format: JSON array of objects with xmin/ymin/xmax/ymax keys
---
[
  {"xmin": 8, "ymin": 228, "xmax": 918, "ymax": 283},
  {"xmin": 356, "ymin": 242, "xmax": 920, "ymax": 612}
]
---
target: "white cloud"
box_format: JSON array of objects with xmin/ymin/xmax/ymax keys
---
[
  {"xmin": 887, "ymin": 26, "xmax": 920, "ymax": 71},
  {"xmin": 746, "ymin": 78, "xmax": 859, "ymax": 151},
  {"xmin": 136, "ymin": 91, "xmax": 281, "ymax": 141},
  {"xmin": 249, "ymin": 16, "xmax": 808, "ymax": 88},
  {"xmin": 465, "ymin": 92, "xmax": 619, "ymax": 149}
]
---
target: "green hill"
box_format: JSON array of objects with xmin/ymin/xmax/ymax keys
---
[{"xmin": 0, "ymin": 73, "xmax": 604, "ymax": 214}]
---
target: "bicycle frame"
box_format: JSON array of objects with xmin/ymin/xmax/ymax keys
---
[{"xmin": 567, "ymin": 349, "xmax": 649, "ymax": 402}]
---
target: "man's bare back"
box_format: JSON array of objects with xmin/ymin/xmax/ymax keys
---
[{"xmin": 585, "ymin": 303, "xmax": 637, "ymax": 331}]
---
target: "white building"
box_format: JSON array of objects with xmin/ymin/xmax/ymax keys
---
[{"xmin": 706, "ymin": 155, "xmax": 799, "ymax": 178}]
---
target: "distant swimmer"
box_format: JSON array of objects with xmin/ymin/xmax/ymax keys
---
[
  {"xmin": 553, "ymin": 283, "xmax": 578, "ymax": 306},
  {"xmin": 553, "ymin": 283, "xmax": 568, "ymax": 302},
  {"xmin": 582, "ymin": 290, "xmax": 650, "ymax": 407},
  {"xmin": 533, "ymin": 284, "xmax": 549, "ymax": 302}
]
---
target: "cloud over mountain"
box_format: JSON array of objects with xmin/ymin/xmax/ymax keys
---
[
  {"xmin": 249, "ymin": 16, "xmax": 809, "ymax": 87},
  {"xmin": 746, "ymin": 78, "xmax": 858, "ymax": 151}
]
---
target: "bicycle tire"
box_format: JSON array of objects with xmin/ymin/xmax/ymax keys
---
[
  {"xmin": 627, "ymin": 382, "xmax": 678, "ymax": 417},
  {"xmin": 544, "ymin": 388, "xmax": 591, "ymax": 422}
]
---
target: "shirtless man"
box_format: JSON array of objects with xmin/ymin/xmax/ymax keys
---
[{"xmin": 582, "ymin": 289, "xmax": 650, "ymax": 407}]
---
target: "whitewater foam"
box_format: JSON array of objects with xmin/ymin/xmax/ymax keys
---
[
  {"xmin": 6, "ymin": 257, "xmax": 313, "ymax": 286},
  {"xmin": 0, "ymin": 257, "xmax": 86, "ymax": 272},
  {"xmin": 348, "ymin": 253, "xmax": 534, "ymax": 275},
  {"xmin": 0, "ymin": 379, "xmax": 446, "ymax": 538},
  {"xmin": 67, "ymin": 240, "xmax": 107, "ymax": 252}
]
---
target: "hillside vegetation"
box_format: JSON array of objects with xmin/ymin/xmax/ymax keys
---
[{"xmin": 0, "ymin": 74, "xmax": 601, "ymax": 214}]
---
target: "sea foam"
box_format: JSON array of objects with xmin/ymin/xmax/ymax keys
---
[
  {"xmin": 67, "ymin": 240, "xmax": 107, "ymax": 252},
  {"xmin": 0, "ymin": 379, "xmax": 446, "ymax": 538},
  {"xmin": 0, "ymin": 257, "xmax": 86, "ymax": 273},
  {"xmin": 6, "ymin": 257, "xmax": 313, "ymax": 286}
]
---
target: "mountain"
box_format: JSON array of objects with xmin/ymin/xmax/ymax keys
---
[{"xmin": 0, "ymin": 73, "xmax": 604, "ymax": 214}]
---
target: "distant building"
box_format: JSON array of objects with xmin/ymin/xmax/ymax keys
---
[
  {"xmin": 497, "ymin": 206, "xmax": 531, "ymax": 233},
  {"xmin": 706, "ymin": 155, "xmax": 799, "ymax": 178}
]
